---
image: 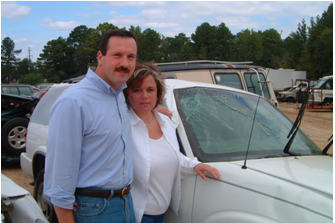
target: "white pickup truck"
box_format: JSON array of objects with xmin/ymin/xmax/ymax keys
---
[{"xmin": 309, "ymin": 75, "xmax": 333, "ymax": 105}]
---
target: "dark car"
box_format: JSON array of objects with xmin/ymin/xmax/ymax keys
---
[
  {"xmin": 1, "ymin": 84, "xmax": 36, "ymax": 97},
  {"xmin": 1, "ymin": 93, "xmax": 39, "ymax": 162}
]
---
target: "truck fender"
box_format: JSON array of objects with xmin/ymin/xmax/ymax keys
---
[{"xmin": 201, "ymin": 210, "xmax": 280, "ymax": 223}]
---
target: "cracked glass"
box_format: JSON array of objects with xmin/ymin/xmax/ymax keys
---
[{"xmin": 174, "ymin": 87, "xmax": 322, "ymax": 162}]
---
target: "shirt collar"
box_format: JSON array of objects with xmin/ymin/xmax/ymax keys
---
[
  {"xmin": 129, "ymin": 107, "xmax": 166, "ymax": 127},
  {"xmin": 86, "ymin": 67, "xmax": 127, "ymax": 95}
]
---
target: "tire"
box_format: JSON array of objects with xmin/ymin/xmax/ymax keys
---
[
  {"xmin": 286, "ymin": 97, "xmax": 296, "ymax": 103},
  {"xmin": 34, "ymin": 169, "xmax": 58, "ymax": 223},
  {"xmin": 324, "ymin": 99, "xmax": 332, "ymax": 106},
  {"xmin": 1, "ymin": 118, "xmax": 29, "ymax": 155}
]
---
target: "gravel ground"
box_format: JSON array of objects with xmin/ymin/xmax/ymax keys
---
[{"xmin": 1, "ymin": 102, "xmax": 333, "ymax": 196}]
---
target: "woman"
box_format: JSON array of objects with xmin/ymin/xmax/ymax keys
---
[{"xmin": 124, "ymin": 63, "xmax": 221, "ymax": 223}]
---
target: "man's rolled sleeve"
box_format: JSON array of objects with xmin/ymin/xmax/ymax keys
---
[{"xmin": 44, "ymin": 98, "xmax": 84, "ymax": 210}]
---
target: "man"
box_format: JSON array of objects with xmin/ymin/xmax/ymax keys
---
[{"xmin": 44, "ymin": 29, "xmax": 137, "ymax": 223}]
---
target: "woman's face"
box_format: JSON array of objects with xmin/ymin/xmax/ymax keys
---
[{"xmin": 128, "ymin": 74, "xmax": 157, "ymax": 113}]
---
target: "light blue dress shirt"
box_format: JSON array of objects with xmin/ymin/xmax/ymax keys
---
[{"xmin": 44, "ymin": 67, "xmax": 133, "ymax": 210}]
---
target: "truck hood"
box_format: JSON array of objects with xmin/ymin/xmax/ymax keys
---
[
  {"xmin": 233, "ymin": 156, "xmax": 333, "ymax": 196},
  {"xmin": 210, "ymin": 155, "xmax": 333, "ymax": 219}
]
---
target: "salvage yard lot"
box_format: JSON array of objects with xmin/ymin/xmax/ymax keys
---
[{"xmin": 1, "ymin": 102, "xmax": 333, "ymax": 195}]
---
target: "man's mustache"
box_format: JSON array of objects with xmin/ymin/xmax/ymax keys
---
[{"xmin": 116, "ymin": 66, "xmax": 130, "ymax": 73}]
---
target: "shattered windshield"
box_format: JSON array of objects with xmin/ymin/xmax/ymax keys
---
[{"xmin": 174, "ymin": 87, "xmax": 322, "ymax": 162}]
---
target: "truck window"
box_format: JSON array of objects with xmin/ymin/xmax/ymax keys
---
[
  {"xmin": 244, "ymin": 73, "xmax": 270, "ymax": 99},
  {"xmin": 2, "ymin": 86, "xmax": 11, "ymax": 94},
  {"xmin": 323, "ymin": 80, "xmax": 333, "ymax": 89},
  {"xmin": 18, "ymin": 86, "xmax": 33, "ymax": 95},
  {"xmin": 9, "ymin": 87, "xmax": 20, "ymax": 95},
  {"xmin": 214, "ymin": 73, "xmax": 243, "ymax": 90}
]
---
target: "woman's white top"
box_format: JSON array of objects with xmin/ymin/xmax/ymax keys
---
[
  {"xmin": 144, "ymin": 135, "xmax": 179, "ymax": 215},
  {"xmin": 129, "ymin": 108, "xmax": 200, "ymax": 223}
]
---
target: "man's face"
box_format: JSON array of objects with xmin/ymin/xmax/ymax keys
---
[{"xmin": 97, "ymin": 36, "xmax": 137, "ymax": 90}]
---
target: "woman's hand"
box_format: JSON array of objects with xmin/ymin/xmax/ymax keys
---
[
  {"xmin": 156, "ymin": 106, "xmax": 173, "ymax": 118},
  {"xmin": 194, "ymin": 163, "xmax": 221, "ymax": 181},
  {"xmin": 73, "ymin": 202, "xmax": 78, "ymax": 212}
]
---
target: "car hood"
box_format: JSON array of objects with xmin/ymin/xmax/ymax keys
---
[
  {"xmin": 232, "ymin": 156, "xmax": 333, "ymax": 196},
  {"xmin": 209, "ymin": 155, "xmax": 333, "ymax": 219}
]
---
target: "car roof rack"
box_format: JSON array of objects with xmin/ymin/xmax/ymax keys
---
[{"xmin": 155, "ymin": 60, "xmax": 254, "ymax": 66}]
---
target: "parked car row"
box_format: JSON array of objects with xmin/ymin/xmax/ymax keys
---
[
  {"xmin": 277, "ymin": 79, "xmax": 310, "ymax": 103},
  {"xmin": 1, "ymin": 84, "xmax": 51, "ymax": 163},
  {"xmin": 21, "ymin": 79, "xmax": 332, "ymax": 223},
  {"xmin": 278, "ymin": 75, "xmax": 333, "ymax": 105},
  {"xmin": 1, "ymin": 84, "xmax": 37, "ymax": 98},
  {"xmin": 1, "ymin": 93, "xmax": 39, "ymax": 163}
]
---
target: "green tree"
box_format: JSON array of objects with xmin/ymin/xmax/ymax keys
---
[
  {"xmin": 179, "ymin": 41, "xmax": 196, "ymax": 61},
  {"xmin": 212, "ymin": 22, "xmax": 235, "ymax": 61},
  {"xmin": 283, "ymin": 19, "xmax": 308, "ymax": 70},
  {"xmin": 37, "ymin": 37, "xmax": 75, "ymax": 82},
  {"xmin": 191, "ymin": 22, "xmax": 216, "ymax": 59},
  {"xmin": 303, "ymin": 3, "xmax": 333, "ymax": 79},
  {"xmin": 191, "ymin": 22, "xmax": 235, "ymax": 61},
  {"xmin": 258, "ymin": 29, "xmax": 285, "ymax": 68},
  {"xmin": 67, "ymin": 25, "xmax": 94, "ymax": 76},
  {"xmin": 161, "ymin": 33, "xmax": 191, "ymax": 62},
  {"xmin": 67, "ymin": 25, "xmax": 92, "ymax": 47},
  {"xmin": 16, "ymin": 58, "xmax": 30, "ymax": 75},
  {"xmin": 234, "ymin": 29, "xmax": 263, "ymax": 62},
  {"xmin": 18, "ymin": 73, "xmax": 44, "ymax": 85},
  {"xmin": 138, "ymin": 28, "xmax": 162, "ymax": 62},
  {"xmin": 129, "ymin": 25, "xmax": 144, "ymax": 60},
  {"xmin": 84, "ymin": 22, "xmax": 119, "ymax": 67},
  {"xmin": 1, "ymin": 37, "xmax": 22, "ymax": 83}
]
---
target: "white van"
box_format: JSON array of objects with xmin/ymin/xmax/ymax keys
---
[
  {"xmin": 309, "ymin": 75, "xmax": 333, "ymax": 105},
  {"xmin": 156, "ymin": 60, "xmax": 279, "ymax": 107}
]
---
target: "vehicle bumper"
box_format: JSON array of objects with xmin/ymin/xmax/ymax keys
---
[
  {"xmin": 278, "ymin": 95, "xmax": 287, "ymax": 102},
  {"xmin": 20, "ymin": 152, "xmax": 33, "ymax": 180}
]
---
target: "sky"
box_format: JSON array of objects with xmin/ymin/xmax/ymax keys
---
[{"xmin": 1, "ymin": 1, "xmax": 332, "ymax": 62}]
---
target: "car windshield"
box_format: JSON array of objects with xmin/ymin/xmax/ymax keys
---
[
  {"xmin": 313, "ymin": 78, "xmax": 328, "ymax": 89},
  {"xmin": 174, "ymin": 87, "xmax": 322, "ymax": 162},
  {"xmin": 32, "ymin": 92, "xmax": 43, "ymax": 98}
]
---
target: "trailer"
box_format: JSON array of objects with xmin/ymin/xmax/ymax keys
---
[{"xmin": 267, "ymin": 68, "xmax": 307, "ymax": 95}]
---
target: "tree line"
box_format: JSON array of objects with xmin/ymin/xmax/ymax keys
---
[{"xmin": 1, "ymin": 3, "xmax": 332, "ymax": 85}]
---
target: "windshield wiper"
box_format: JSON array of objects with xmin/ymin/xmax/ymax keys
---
[
  {"xmin": 322, "ymin": 135, "xmax": 333, "ymax": 155},
  {"xmin": 283, "ymin": 84, "xmax": 310, "ymax": 155}
]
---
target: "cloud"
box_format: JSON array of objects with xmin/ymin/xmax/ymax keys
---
[
  {"xmin": 143, "ymin": 22, "xmax": 179, "ymax": 29},
  {"xmin": 14, "ymin": 38, "xmax": 28, "ymax": 43},
  {"xmin": 1, "ymin": 34, "xmax": 9, "ymax": 38},
  {"xmin": 139, "ymin": 9, "xmax": 166, "ymax": 19},
  {"xmin": 41, "ymin": 21, "xmax": 81, "ymax": 30},
  {"xmin": 109, "ymin": 15, "xmax": 142, "ymax": 28},
  {"xmin": 110, "ymin": 11, "xmax": 118, "ymax": 16},
  {"xmin": 43, "ymin": 18, "xmax": 53, "ymax": 23},
  {"xmin": 1, "ymin": 2, "xmax": 31, "ymax": 19}
]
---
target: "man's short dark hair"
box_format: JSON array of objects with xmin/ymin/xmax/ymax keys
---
[{"xmin": 99, "ymin": 29, "xmax": 137, "ymax": 55}]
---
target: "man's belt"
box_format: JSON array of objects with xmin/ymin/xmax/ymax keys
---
[{"xmin": 75, "ymin": 185, "xmax": 131, "ymax": 198}]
